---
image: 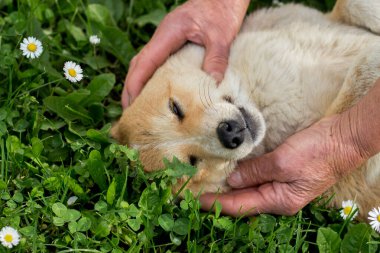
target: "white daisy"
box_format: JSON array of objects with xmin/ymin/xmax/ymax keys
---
[
  {"xmin": 89, "ymin": 35, "xmax": 100, "ymax": 45},
  {"xmin": 67, "ymin": 196, "xmax": 78, "ymax": 206},
  {"xmin": 63, "ymin": 61, "xmax": 83, "ymax": 83},
  {"xmin": 368, "ymin": 207, "xmax": 380, "ymax": 233},
  {"xmin": 340, "ymin": 200, "xmax": 358, "ymax": 220},
  {"xmin": 20, "ymin": 36, "xmax": 43, "ymax": 59},
  {"xmin": 0, "ymin": 226, "xmax": 20, "ymax": 248}
]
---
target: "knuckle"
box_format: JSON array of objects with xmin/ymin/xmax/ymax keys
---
[
  {"xmin": 209, "ymin": 53, "xmax": 228, "ymax": 65},
  {"xmin": 129, "ymin": 55, "xmax": 139, "ymax": 68},
  {"xmin": 133, "ymin": 49, "xmax": 159, "ymax": 70},
  {"xmin": 146, "ymin": 55, "xmax": 160, "ymax": 70},
  {"xmin": 240, "ymin": 174, "xmax": 253, "ymax": 187},
  {"xmin": 205, "ymin": 53, "xmax": 228, "ymax": 70},
  {"xmin": 209, "ymin": 36, "xmax": 230, "ymax": 53},
  {"xmin": 161, "ymin": 12, "xmax": 176, "ymax": 24},
  {"xmin": 163, "ymin": 7, "xmax": 191, "ymax": 27},
  {"xmin": 160, "ymin": 6, "xmax": 177, "ymax": 22},
  {"xmin": 239, "ymin": 164, "xmax": 258, "ymax": 186},
  {"xmin": 216, "ymin": 38, "xmax": 230, "ymax": 50},
  {"xmin": 164, "ymin": 8, "xmax": 201, "ymax": 40},
  {"xmin": 125, "ymin": 84, "xmax": 133, "ymax": 95},
  {"xmin": 206, "ymin": 39, "xmax": 230, "ymax": 63}
]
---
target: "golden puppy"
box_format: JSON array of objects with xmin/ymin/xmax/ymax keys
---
[{"xmin": 112, "ymin": 0, "xmax": 380, "ymax": 220}]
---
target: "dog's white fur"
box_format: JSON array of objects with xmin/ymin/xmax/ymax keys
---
[{"xmin": 112, "ymin": 0, "xmax": 380, "ymax": 220}]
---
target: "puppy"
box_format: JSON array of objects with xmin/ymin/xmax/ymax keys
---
[{"xmin": 112, "ymin": 0, "xmax": 380, "ymax": 220}]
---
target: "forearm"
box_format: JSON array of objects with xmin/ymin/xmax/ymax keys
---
[{"xmin": 331, "ymin": 77, "xmax": 380, "ymax": 175}]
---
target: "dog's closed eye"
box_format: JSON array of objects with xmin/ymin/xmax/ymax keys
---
[{"xmin": 169, "ymin": 98, "xmax": 184, "ymax": 120}]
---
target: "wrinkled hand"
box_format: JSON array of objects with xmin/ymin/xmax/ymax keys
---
[
  {"xmin": 122, "ymin": 0, "xmax": 250, "ymax": 108},
  {"xmin": 200, "ymin": 113, "xmax": 370, "ymax": 216}
]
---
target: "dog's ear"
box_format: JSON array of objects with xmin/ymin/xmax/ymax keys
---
[
  {"xmin": 111, "ymin": 117, "xmax": 133, "ymax": 145},
  {"xmin": 110, "ymin": 120, "xmax": 123, "ymax": 143}
]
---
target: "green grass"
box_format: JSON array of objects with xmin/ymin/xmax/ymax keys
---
[{"xmin": 0, "ymin": 0, "xmax": 379, "ymax": 252}]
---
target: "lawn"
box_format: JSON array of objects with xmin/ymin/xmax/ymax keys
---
[{"xmin": 0, "ymin": 0, "xmax": 379, "ymax": 252}]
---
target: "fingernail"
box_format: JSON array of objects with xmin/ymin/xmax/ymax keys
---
[
  {"xmin": 127, "ymin": 93, "xmax": 133, "ymax": 106},
  {"xmin": 228, "ymin": 171, "xmax": 243, "ymax": 188},
  {"xmin": 122, "ymin": 93, "xmax": 129, "ymax": 109},
  {"xmin": 210, "ymin": 72, "xmax": 223, "ymax": 83}
]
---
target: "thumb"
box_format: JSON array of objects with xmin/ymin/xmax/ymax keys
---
[
  {"xmin": 202, "ymin": 40, "xmax": 230, "ymax": 82},
  {"xmin": 228, "ymin": 152, "xmax": 277, "ymax": 188}
]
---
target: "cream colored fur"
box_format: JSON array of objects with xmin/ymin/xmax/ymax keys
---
[{"xmin": 112, "ymin": 0, "xmax": 380, "ymax": 220}]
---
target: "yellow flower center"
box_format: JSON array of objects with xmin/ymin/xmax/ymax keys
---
[
  {"xmin": 343, "ymin": 206, "xmax": 352, "ymax": 215},
  {"xmin": 377, "ymin": 214, "xmax": 380, "ymax": 222},
  {"xmin": 27, "ymin": 43, "xmax": 37, "ymax": 52},
  {"xmin": 4, "ymin": 234, "xmax": 13, "ymax": 243},
  {"xmin": 68, "ymin": 68, "xmax": 77, "ymax": 77}
]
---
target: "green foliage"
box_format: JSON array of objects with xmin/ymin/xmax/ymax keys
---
[
  {"xmin": 0, "ymin": 0, "xmax": 379, "ymax": 252},
  {"xmin": 341, "ymin": 224, "xmax": 378, "ymax": 253},
  {"xmin": 317, "ymin": 227, "xmax": 341, "ymax": 253}
]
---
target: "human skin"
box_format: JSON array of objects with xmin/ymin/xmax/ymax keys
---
[
  {"xmin": 121, "ymin": 0, "xmax": 250, "ymax": 108},
  {"xmin": 199, "ymin": 78, "xmax": 380, "ymax": 216}
]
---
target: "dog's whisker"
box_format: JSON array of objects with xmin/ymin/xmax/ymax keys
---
[
  {"xmin": 203, "ymin": 76, "xmax": 212, "ymax": 109},
  {"xmin": 201, "ymin": 76, "xmax": 212, "ymax": 110},
  {"xmin": 206, "ymin": 77, "xmax": 216, "ymax": 111},
  {"xmin": 196, "ymin": 77, "xmax": 203, "ymax": 109},
  {"xmin": 197, "ymin": 81, "xmax": 207, "ymax": 110}
]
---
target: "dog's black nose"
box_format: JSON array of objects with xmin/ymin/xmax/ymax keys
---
[{"xmin": 217, "ymin": 120, "xmax": 245, "ymax": 149}]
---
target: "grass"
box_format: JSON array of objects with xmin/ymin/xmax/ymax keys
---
[{"xmin": 0, "ymin": 0, "xmax": 379, "ymax": 252}]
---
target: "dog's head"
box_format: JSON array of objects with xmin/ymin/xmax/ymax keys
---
[{"xmin": 112, "ymin": 45, "xmax": 266, "ymax": 194}]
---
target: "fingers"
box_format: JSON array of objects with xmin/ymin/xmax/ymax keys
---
[
  {"xmin": 228, "ymin": 152, "xmax": 278, "ymax": 188},
  {"xmin": 199, "ymin": 182, "xmax": 301, "ymax": 216},
  {"xmin": 122, "ymin": 18, "xmax": 187, "ymax": 108},
  {"xmin": 121, "ymin": 81, "xmax": 132, "ymax": 108},
  {"xmin": 202, "ymin": 37, "xmax": 230, "ymax": 83}
]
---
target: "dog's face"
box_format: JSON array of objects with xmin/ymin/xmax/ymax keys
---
[{"xmin": 112, "ymin": 45, "xmax": 266, "ymax": 193}]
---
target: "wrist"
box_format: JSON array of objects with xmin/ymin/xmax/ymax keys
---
[
  {"xmin": 328, "ymin": 79, "xmax": 380, "ymax": 177},
  {"xmin": 328, "ymin": 113, "xmax": 369, "ymax": 179},
  {"xmin": 352, "ymin": 78, "xmax": 380, "ymax": 156},
  {"xmin": 337, "ymin": 78, "xmax": 380, "ymax": 159}
]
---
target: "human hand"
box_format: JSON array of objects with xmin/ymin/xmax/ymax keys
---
[
  {"xmin": 121, "ymin": 0, "xmax": 250, "ymax": 108},
  {"xmin": 199, "ymin": 114, "xmax": 369, "ymax": 216}
]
